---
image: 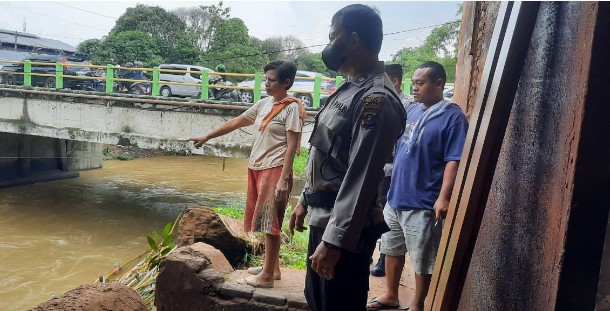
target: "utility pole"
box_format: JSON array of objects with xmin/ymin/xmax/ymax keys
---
[
  {"xmin": 23, "ymin": 18, "xmax": 26, "ymax": 33},
  {"xmin": 14, "ymin": 30, "xmax": 17, "ymax": 51}
]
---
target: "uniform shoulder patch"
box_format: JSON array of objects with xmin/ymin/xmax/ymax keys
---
[{"xmin": 360, "ymin": 95, "xmax": 385, "ymax": 128}]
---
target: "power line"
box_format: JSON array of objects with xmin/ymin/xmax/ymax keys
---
[
  {"xmin": 53, "ymin": 1, "xmax": 118, "ymax": 20},
  {"xmin": 383, "ymin": 21, "xmax": 460, "ymax": 36},
  {"xmin": 32, "ymin": 32, "xmax": 92, "ymax": 40},
  {"xmin": 202, "ymin": 43, "xmax": 328, "ymax": 63},
  {"xmin": 201, "ymin": 20, "xmax": 459, "ymax": 63},
  {"xmin": 4, "ymin": 3, "xmax": 109, "ymax": 31}
]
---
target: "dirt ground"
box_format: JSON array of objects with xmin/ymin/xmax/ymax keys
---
[{"xmin": 229, "ymin": 242, "xmax": 416, "ymax": 310}]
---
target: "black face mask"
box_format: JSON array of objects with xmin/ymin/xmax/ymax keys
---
[{"xmin": 322, "ymin": 42, "xmax": 348, "ymax": 72}]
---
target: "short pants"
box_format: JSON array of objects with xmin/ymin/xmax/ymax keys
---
[
  {"xmin": 380, "ymin": 204, "xmax": 442, "ymax": 275},
  {"xmin": 244, "ymin": 166, "xmax": 292, "ymax": 236}
]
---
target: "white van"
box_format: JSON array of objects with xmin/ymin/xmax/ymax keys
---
[{"xmin": 158, "ymin": 64, "xmax": 216, "ymax": 98}]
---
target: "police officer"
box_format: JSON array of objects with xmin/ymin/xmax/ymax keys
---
[
  {"xmin": 288, "ymin": 4, "xmax": 406, "ymax": 311},
  {"xmin": 370, "ymin": 63, "xmax": 412, "ymax": 277},
  {"xmin": 385, "ymin": 63, "xmax": 414, "ymax": 109}
]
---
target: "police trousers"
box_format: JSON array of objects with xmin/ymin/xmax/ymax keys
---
[{"xmin": 305, "ymin": 225, "xmax": 378, "ymax": 311}]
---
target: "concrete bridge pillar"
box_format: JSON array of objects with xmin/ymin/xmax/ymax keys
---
[{"xmin": 0, "ymin": 133, "xmax": 103, "ymax": 188}]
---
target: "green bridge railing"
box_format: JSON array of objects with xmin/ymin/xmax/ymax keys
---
[
  {"xmin": 0, "ymin": 59, "xmax": 347, "ymax": 109},
  {"xmin": 0, "ymin": 59, "xmax": 436, "ymax": 107}
]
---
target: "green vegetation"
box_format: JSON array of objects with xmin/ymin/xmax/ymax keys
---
[
  {"xmin": 110, "ymin": 209, "xmax": 185, "ymax": 308},
  {"xmin": 293, "ymin": 147, "xmax": 309, "ymax": 176},
  {"xmin": 213, "ymin": 205, "xmax": 245, "ymax": 220},
  {"xmin": 146, "ymin": 222, "xmax": 177, "ymax": 269},
  {"xmin": 77, "ymin": 2, "xmax": 341, "ymax": 78},
  {"xmin": 213, "ymin": 203, "xmax": 309, "ymax": 270},
  {"xmin": 116, "ymin": 154, "xmax": 134, "ymax": 161},
  {"xmin": 391, "ymin": 5, "xmax": 462, "ymax": 83},
  {"xmin": 279, "ymin": 209, "xmax": 309, "ymax": 270},
  {"xmin": 77, "ymin": 2, "xmax": 461, "ymax": 82}
]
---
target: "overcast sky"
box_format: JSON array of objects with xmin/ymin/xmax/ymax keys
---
[{"xmin": 0, "ymin": 0, "xmax": 461, "ymax": 61}]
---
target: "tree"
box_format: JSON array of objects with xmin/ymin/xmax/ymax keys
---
[
  {"xmin": 391, "ymin": 20, "xmax": 460, "ymax": 82},
  {"xmin": 93, "ymin": 30, "xmax": 162, "ymax": 67},
  {"xmin": 261, "ymin": 37, "xmax": 284, "ymax": 61},
  {"xmin": 76, "ymin": 39, "xmax": 101, "ymax": 60},
  {"xmin": 158, "ymin": 34, "xmax": 201, "ymax": 65},
  {"xmin": 202, "ymin": 17, "xmax": 267, "ymax": 77},
  {"xmin": 111, "ymin": 4, "xmax": 187, "ymax": 46},
  {"xmin": 391, "ymin": 3, "xmax": 462, "ymax": 82},
  {"xmin": 202, "ymin": 44, "xmax": 268, "ymax": 78},
  {"xmin": 261, "ymin": 36, "xmax": 308, "ymax": 61},
  {"xmin": 281, "ymin": 36, "xmax": 308, "ymax": 61},
  {"xmin": 295, "ymin": 52, "xmax": 338, "ymax": 77},
  {"xmin": 209, "ymin": 18, "xmax": 250, "ymax": 52},
  {"xmin": 173, "ymin": 2, "xmax": 231, "ymax": 51},
  {"xmin": 97, "ymin": 4, "xmax": 203, "ymax": 66}
]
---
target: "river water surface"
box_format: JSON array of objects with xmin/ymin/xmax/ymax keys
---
[{"xmin": 0, "ymin": 156, "xmax": 249, "ymax": 310}]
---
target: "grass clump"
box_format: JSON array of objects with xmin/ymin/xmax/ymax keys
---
[
  {"xmin": 214, "ymin": 203, "xmax": 308, "ymax": 270},
  {"xmin": 293, "ymin": 147, "xmax": 309, "ymax": 176},
  {"xmin": 213, "ymin": 205, "xmax": 245, "ymax": 220}
]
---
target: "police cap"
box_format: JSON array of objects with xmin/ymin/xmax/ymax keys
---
[{"xmin": 385, "ymin": 64, "xmax": 403, "ymax": 76}]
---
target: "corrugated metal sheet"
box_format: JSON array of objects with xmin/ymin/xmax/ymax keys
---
[
  {"xmin": 0, "ymin": 29, "xmax": 75, "ymax": 53},
  {"xmin": 0, "ymin": 50, "xmax": 31, "ymax": 62}
]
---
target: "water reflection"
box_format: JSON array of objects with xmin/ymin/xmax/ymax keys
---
[{"xmin": 0, "ymin": 156, "xmax": 248, "ymax": 310}]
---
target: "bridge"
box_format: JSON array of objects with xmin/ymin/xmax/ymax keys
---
[{"xmin": 0, "ymin": 86, "xmax": 316, "ymax": 187}]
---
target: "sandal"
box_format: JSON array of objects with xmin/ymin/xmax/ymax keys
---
[
  {"xmin": 237, "ymin": 276, "xmax": 273, "ymax": 288},
  {"xmin": 366, "ymin": 297, "xmax": 402, "ymax": 310},
  {"xmin": 247, "ymin": 266, "xmax": 281, "ymax": 280}
]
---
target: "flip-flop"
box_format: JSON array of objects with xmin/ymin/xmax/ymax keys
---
[
  {"xmin": 247, "ymin": 266, "xmax": 263, "ymax": 275},
  {"xmin": 247, "ymin": 266, "xmax": 281, "ymax": 280},
  {"xmin": 366, "ymin": 297, "xmax": 402, "ymax": 310},
  {"xmin": 237, "ymin": 277, "xmax": 274, "ymax": 288}
]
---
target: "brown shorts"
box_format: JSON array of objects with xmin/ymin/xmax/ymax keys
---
[{"xmin": 244, "ymin": 166, "xmax": 292, "ymax": 236}]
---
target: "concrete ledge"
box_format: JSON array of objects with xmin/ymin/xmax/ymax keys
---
[
  {"xmin": 286, "ymin": 294, "xmax": 309, "ymax": 310},
  {"xmin": 219, "ymin": 283, "xmax": 254, "ymax": 300},
  {"xmin": 253, "ymin": 289, "xmax": 288, "ymax": 306},
  {"xmin": 155, "ymin": 243, "xmax": 310, "ymax": 311}
]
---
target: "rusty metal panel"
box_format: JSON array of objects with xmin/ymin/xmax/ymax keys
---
[
  {"xmin": 598, "ymin": 214, "xmax": 610, "ymax": 309},
  {"xmin": 453, "ymin": 1, "xmax": 501, "ymax": 119},
  {"xmin": 427, "ymin": 2, "xmax": 541, "ymax": 310},
  {"xmin": 557, "ymin": 2, "xmax": 610, "ymax": 308},
  {"xmin": 457, "ymin": 2, "xmax": 600, "ymax": 310}
]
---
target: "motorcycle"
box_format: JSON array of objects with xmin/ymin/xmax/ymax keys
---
[
  {"xmin": 209, "ymin": 80, "xmax": 240, "ymax": 102},
  {"xmin": 115, "ymin": 69, "xmax": 151, "ymax": 95}
]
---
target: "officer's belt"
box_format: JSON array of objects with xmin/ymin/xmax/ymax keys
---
[{"xmin": 303, "ymin": 191, "xmax": 339, "ymax": 209}]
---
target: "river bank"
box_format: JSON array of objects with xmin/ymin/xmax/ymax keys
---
[
  {"xmin": 1, "ymin": 155, "xmax": 249, "ymax": 310},
  {"xmin": 102, "ymin": 144, "xmax": 186, "ymax": 160}
]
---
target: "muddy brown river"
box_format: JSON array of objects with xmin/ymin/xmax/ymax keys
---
[{"xmin": 0, "ymin": 156, "xmax": 249, "ymax": 310}]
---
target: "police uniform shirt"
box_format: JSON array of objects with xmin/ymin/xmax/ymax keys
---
[
  {"xmin": 398, "ymin": 91, "xmax": 415, "ymax": 110},
  {"xmin": 299, "ymin": 62, "xmax": 407, "ymax": 253}
]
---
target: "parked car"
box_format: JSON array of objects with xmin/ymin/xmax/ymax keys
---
[
  {"xmin": 0, "ymin": 54, "xmax": 95, "ymax": 90},
  {"xmin": 443, "ymin": 86, "xmax": 454, "ymax": 100},
  {"xmin": 159, "ymin": 64, "xmax": 222, "ymax": 98},
  {"xmin": 237, "ymin": 70, "xmax": 334, "ymax": 107}
]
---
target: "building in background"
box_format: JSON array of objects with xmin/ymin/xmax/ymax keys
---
[{"xmin": 0, "ymin": 28, "xmax": 76, "ymax": 64}]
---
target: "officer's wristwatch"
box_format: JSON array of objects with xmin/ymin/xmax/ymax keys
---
[{"xmin": 323, "ymin": 241, "xmax": 340, "ymax": 250}]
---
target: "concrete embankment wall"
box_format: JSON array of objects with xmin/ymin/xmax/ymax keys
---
[
  {"xmin": 0, "ymin": 132, "xmax": 103, "ymax": 188},
  {"xmin": 0, "ymin": 90, "xmax": 315, "ymax": 159}
]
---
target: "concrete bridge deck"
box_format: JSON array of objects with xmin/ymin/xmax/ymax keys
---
[
  {"xmin": 0, "ymin": 86, "xmax": 316, "ymax": 187},
  {"xmin": 0, "ymin": 86, "xmax": 316, "ymax": 158}
]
